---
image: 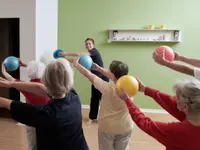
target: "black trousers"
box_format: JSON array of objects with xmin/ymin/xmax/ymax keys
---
[{"xmin": 89, "ymin": 76, "xmax": 109, "ymax": 120}]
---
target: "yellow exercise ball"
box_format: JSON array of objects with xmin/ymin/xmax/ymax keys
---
[{"xmin": 116, "ymin": 75, "xmax": 139, "ymax": 97}]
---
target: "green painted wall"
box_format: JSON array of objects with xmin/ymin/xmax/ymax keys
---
[{"xmin": 58, "ymin": 0, "xmax": 199, "ymax": 109}]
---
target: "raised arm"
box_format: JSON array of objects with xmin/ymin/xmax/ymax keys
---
[
  {"xmin": 73, "ymin": 58, "xmax": 107, "ymax": 93},
  {"xmin": 124, "ymin": 98, "xmax": 172, "ymax": 146},
  {"xmin": 0, "ymin": 80, "xmax": 47, "ymax": 97},
  {"xmin": 144, "ymin": 87, "xmax": 185, "ymax": 121},
  {"xmin": 153, "ymin": 51, "xmax": 194, "ymax": 76},
  {"xmin": 136, "ymin": 78, "xmax": 185, "ymax": 121},
  {"xmin": 1, "ymin": 63, "xmax": 16, "ymax": 81},
  {"xmin": 116, "ymin": 90, "xmax": 171, "ymax": 147},
  {"xmin": 174, "ymin": 52, "xmax": 200, "ymax": 68},
  {"xmin": 1, "ymin": 59, "xmax": 27, "ymax": 81},
  {"xmin": 73, "ymin": 58, "xmax": 96, "ymax": 83}
]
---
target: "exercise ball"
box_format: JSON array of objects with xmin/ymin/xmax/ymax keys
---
[
  {"xmin": 116, "ymin": 75, "xmax": 139, "ymax": 97},
  {"xmin": 155, "ymin": 45, "xmax": 175, "ymax": 61},
  {"xmin": 53, "ymin": 49, "xmax": 64, "ymax": 59},
  {"xmin": 78, "ymin": 54, "xmax": 93, "ymax": 69},
  {"xmin": 3, "ymin": 56, "xmax": 20, "ymax": 71}
]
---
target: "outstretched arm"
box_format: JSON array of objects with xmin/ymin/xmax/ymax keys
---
[
  {"xmin": 116, "ymin": 89, "xmax": 172, "ymax": 147},
  {"xmin": 162, "ymin": 61, "xmax": 194, "ymax": 76},
  {"xmin": 65, "ymin": 58, "xmax": 75, "ymax": 63},
  {"xmin": 180, "ymin": 57, "xmax": 200, "ymax": 67},
  {"xmin": 73, "ymin": 58, "xmax": 108, "ymax": 93},
  {"xmin": 174, "ymin": 52, "xmax": 200, "ymax": 68},
  {"xmin": 124, "ymin": 98, "xmax": 172, "ymax": 146},
  {"xmin": 0, "ymin": 80, "xmax": 47, "ymax": 97},
  {"xmin": 144, "ymin": 87, "xmax": 185, "ymax": 121},
  {"xmin": 0, "ymin": 96, "xmax": 51, "ymax": 128},
  {"xmin": 134, "ymin": 78, "xmax": 185, "ymax": 121},
  {"xmin": 73, "ymin": 58, "xmax": 96, "ymax": 84},
  {"xmin": 59, "ymin": 51, "xmax": 90, "ymax": 57},
  {"xmin": 153, "ymin": 51, "xmax": 194, "ymax": 76}
]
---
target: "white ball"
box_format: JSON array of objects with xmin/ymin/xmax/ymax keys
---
[{"xmin": 40, "ymin": 50, "xmax": 55, "ymax": 66}]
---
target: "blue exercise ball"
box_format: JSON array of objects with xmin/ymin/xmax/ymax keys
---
[
  {"xmin": 3, "ymin": 56, "xmax": 20, "ymax": 71},
  {"xmin": 53, "ymin": 49, "xmax": 64, "ymax": 59},
  {"xmin": 78, "ymin": 54, "xmax": 93, "ymax": 69}
]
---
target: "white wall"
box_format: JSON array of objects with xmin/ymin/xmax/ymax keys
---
[
  {"xmin": 0, "ymin": 0, "xmax": 58, "ymax": 102},
  {"xmin": 36, "ymin": 0, "xmax": 58, "ymax": 65}
]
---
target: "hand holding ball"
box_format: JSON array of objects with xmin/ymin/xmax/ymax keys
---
[
  {"xmin": 116, "ymin": 75, "xmax": 139, "ymax": 97},
  {"xmin": 53, "ymin": 49, "xmax": 64, "ymax": 59},
  {"xmin": 155, "ymin": 46, "xmax": 175, "ymax": 61},
  {"xmin": 3, "ymin": 56, "xmax": 20, "ymax": 71}
]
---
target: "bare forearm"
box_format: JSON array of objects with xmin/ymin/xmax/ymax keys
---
[
  {"xmin": 163, "ymin": 61, "xmax": 194, "ymax": 76},
  {"xmin": 62, "ymin": 52, "xmax": 79, "ymax": 56},
  {"xmin": 62, "ymin": 52, "xmax": 90, "ymax": 56},
  {"xmin": 65, "ymin": 58, "xmax": 74, "ymax": 63},
  {"xmin": 75, "ymin": 64, "xmax": 96, "ymax": 83},
  {"xmin": 2, "ymin": 71, "xmax": 15, "ymax": 81},
  {"xmin": 11, "ymin": 82, "xmax": 47, "ymax": 97},
  {"xmin": 0, "ymin": 97, "xmax": 12, "ymax": 110},
  {"xmin": 2, "ymin": 65, "xmax": 15, "ymax": 81},
  {"xmin": 180, "ymin": 56, "xmax": 200, "ymax": 67}
]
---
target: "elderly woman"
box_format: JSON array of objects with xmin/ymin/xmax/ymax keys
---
[
  {"xmin": 0, "ymin": 58, "xmax": 88, "ymax": 150},
  {"xmin": 117, "ymin": 78, "xmax": 200, "ymax": 150}
]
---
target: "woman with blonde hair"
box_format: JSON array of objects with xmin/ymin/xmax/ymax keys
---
[
  {"xmin": 0, "ymin": 58, "xmax": 88, "ymax": 150},
  {"xmin": 117, "ymin": 78, "xmax": 200, "ymax": 150}
]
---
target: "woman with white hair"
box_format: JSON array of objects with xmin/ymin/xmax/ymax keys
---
[
  {"xmin": 0, "ymin": 58, "xmax": 88, "ymax": 150},
  {"xmin": 117, "ymin": 78, "xmax": 200, "ymax": 150},
  {"xmin": 2, "ymin": 59, "xmax": 49, "ymax": 150}
]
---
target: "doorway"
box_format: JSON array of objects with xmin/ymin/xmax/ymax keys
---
[{"xmin": 0, "ymin": 18, "xmax": 20, "ymax": 118}]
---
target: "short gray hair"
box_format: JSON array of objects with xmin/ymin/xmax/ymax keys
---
[
  {"xmin": 42, "ymin": 58, "xmax": 74, "ymax": 98},
  {"xmin": 27, "ymin": 61, "xmax": 45, "ymax": 79},
  {"xmin": 173, "ymin": 79, "xmax": 200, "ymax": 112}
]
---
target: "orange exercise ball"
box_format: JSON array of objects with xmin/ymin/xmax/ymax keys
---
[{"xmin": 116, "ymin": 75, "xmax": 139, "ymax": 97}]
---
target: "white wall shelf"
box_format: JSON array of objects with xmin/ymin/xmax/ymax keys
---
[{"xmin": 108, "ymin": 29, "xmax": 181, "ymax": 43}]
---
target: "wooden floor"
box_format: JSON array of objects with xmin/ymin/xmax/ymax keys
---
[{"xmin": 0, "ymin": 109, "xmax": 177, "ymax": 150}]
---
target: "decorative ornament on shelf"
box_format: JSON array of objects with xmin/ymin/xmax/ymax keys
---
[
  {"xmin": 148, "ymin": 24, "xmax": 154, "ymax": 30},
  {"xmin": 113, "ymin": 30, "xmax": 118, "ymax": 40},
  {"xmin": 160, "ymin": 24, "xmax": 166, "ymax": 29}
]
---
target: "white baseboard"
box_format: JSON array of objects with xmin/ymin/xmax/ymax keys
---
[
  {"xmin": 16, "ymin": 105, "xmax": 168, "ymax": 126},
  {"xmin": 82, "ymin": 105, "xmax": 168, "ymax": 114}
]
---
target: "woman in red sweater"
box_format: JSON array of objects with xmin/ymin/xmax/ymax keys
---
[
  {"xmin": 116, "ymin": 78, "xmax": 200, "ymax": 150},
  {"xmin": 1, "ymin": 60, "xmax": 49, "ymax": 150}
]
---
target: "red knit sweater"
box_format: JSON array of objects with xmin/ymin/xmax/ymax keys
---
[
  {"xmin": 16, "ymin": 79, "xmax": 49, "ymax": 104},
  {"xmin": 125, "ymin": 87, "xmax": 200, "ymax": 150}
]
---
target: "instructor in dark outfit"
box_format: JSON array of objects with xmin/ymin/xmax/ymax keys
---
[
  {"xmin": 58, "ymin": 38, "xmax": 109, "ymax": 125},
  {"xmin": 85, "ymin": 38, "xmax": 109, "ymax": 124}
]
